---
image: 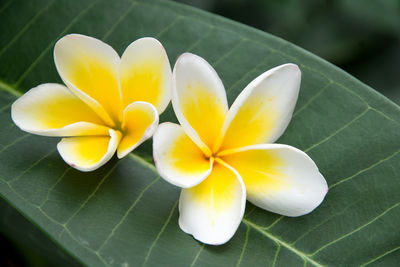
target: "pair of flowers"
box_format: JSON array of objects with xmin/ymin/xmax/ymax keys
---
[{"xmin": 11, "ymin": 34, "xmax": 327, "ymax": 245}]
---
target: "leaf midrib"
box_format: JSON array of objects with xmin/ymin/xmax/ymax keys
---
[{"xmin": 242, "ymin": 218, "xmax": 322, "ymax": 267}]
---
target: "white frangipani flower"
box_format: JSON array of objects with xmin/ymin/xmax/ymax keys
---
[
  {"xmin": 12, "ymin": 34, "xmax": 171, "ymax": 171},
  {"xmin": 153, "ymin": 53, "xmax": 328, "ymax": 245}
]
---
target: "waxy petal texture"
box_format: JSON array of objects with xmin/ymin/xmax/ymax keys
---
[
  {"xmin": 12, "ymin": 34, "xmax": 172, "ymax": 172},
  {"xmin": 153, "ymin": 53, "xmax": 327, "ymax": 245},
  {"xmin": 153, "ymin": 123, "xmax": 213, "ymax": 188},
  {"xmin": 172, "ymin": 53, "xmax": 228, "ymax": 155},
  {"xmin": 11, "ymin": 83, "xmax": 109, "ymax": 136},
  {"xmin": 54, "ymin": 34, "xmax": 122, "ymax": 126},
  {"xmin": 120, "ymin": 37, "xmax": 171, "ymax": 114},
  {"xmin": 179, "ymin": 162, "xmax": 246, "ymax": 245},
  {"xmin": 221, "ymin": 144, "xmax": 328, "ymax": 216},
  {"xmin": 57, "ymin": 129, "xmax": 121, "ymax": 172},
  {"xmin": 117, "ymin": 101, "xmax": 158, "ymax": 158},
  {"xmin": 218, "ymin": 64, "xmax": 301, "ymax": 151}
]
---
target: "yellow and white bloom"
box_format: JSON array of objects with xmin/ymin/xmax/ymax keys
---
[
  {"xmin": 12, "ymin": 34, "xmax": 171, "ymax": 171},
  {"xmin": 153, "ymin": 53, "xmax": 328, "ymax": 245}
]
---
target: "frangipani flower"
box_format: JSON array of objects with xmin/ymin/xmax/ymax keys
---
[
  {"xmin": 153, "ymin": 53, "xmax": 328, "ymax": 245},
  {"xmin": 12, "ymin": 34, "xmax": 171, "ymax": 171}
]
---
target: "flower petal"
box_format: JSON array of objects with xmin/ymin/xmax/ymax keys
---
[
  {"xmin": 220, "ymin": 144, "xmax": 328, "ymax": 217},
  {"xmin": 11, "ymin": 83, "xmax": 109, "ymax": 136},
  {"xmin": 172, "ymin": 53, "xmax": 228, "ymax": 156},
  {"xmin": 54, "ymin": 34, "xmax": 122, "ymax": 126},
  {"xmin": 117, "ymin": 102, "xmax": 158, "ymax": 158},
  {"xmin": 217, "ymin": 64, "xmax": 301, "ymax": 151},
  {"xmin": 153, "ymin": 122, "xmax": 213, "ymax": 188},
  {"xmin": 120, "ymin": 37, "xmax": 172, "ymax": 114},
  {"xmin": 57, "ymin": 129, "xmax": 121, "ymax": 172},
  {"xmin": 179, "ymin": 161, "xmax": 246, "ymax": 245}
]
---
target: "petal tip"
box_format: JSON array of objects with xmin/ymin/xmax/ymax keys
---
[
  {"xmin": 141, "ymin": 36, "xmax": 162, "ymax": 44},
  {"xmin": 282, "ymin": 63, "xmax": 301, "ymax": 76},
  {"xmin": 116, "ymin": 150, "xmax": 128, "ymax": 159},
  {"xmin": 175, "ymin": 52, "xmax": 200, "ymax": 66},
  {"xmin": 178, "ymin": 218, "xmax": 233, "ymax": 246}
]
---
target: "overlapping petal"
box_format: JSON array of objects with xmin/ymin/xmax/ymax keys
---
[
  {"xmin": 217, "ymin": 64, "xmax": 301, "ymax": 151},
  {"xmin": 12, "ymin": 34, "xmax": 172, "ymax": 172},
  {"xmin": 153, "ymin": 123, "xmax": 213, "ymax": 188},
  {"xmin": 57, "ymin": 129, "xmax": 121, "ymax": 172},
  {"xmin": 179, "ymin": 161, "xmax": 246, "ymax": 245},
  {"xmin": 172, "ymin": 53, "xmax": 228, "ymax": 156},
  {"xmin": 117, "ymin": 101, "xmax": 158, "ymax": 158},
  {"xmin": 153, "ymin": 53, "xmax": 327, "ymax": 244},
  {"xmin": 220, "ymin": 144, "xmax": 328, "ymax": 216},
  {"xmin": 120, "ymin": 38, "xmax": 171, "ymax": 114},
  {"xmin": 54, "ymin": 34, "xmax": 122, "ymax": 126},
  {"xmin": 11, "ymin": 83, "xmax": 109, "ymax": 136}
]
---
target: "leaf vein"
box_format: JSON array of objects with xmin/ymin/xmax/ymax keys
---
[
  {"xmin": 211, "ymin": 38, "xmax": 246, "ymax": 67},
  {"xmin": 311, "ymin": 202, "xmax": 400, "ymax": 256},
  {"xmin": 265, "ymin": 216, "xmax": 284, "ymax": 230},
  {"xmin": 0, "ymin": 79, "xmax": 21, "ymax": 97},
  {"xmin": 190, "ymin": 244, "xmax": 205, "ymax": 267},
  {"xmin": 292, "ymin": 200, "xmax": 361, "ymax": 245},
  {"xmin": 244, "ymin": 205, "xmax": 257, "ymax": 218},
  {"xmin": 39, "ymin": 167, "xmax": 71, "ymax": 207},
  {"xmin": 225, "ymin": 55, "xmax": 271, "ymax": 93},
  {"xmin": 64, "ymin": 158, "xmax": 124, "ymax": 226},
  {"xmin": 0, "ymin": 179, "xmax": 109, "ymax": 266},
  {"xmin": 15, "ymin": 0, "xmax": 103, "ymax": 87},
  {"xmin": 98, "ymin": 176, "xmax": 160, "ymax": 253},
  {"xmin": 236, "ymin": 225, "xmax": 250, "ymax": 267},
  {"xmin": 186, "ymin": 26, "xmax": 215, "ymax": 52},
  {"xmin": 0, "ymin": 102, "xmax": 12, "ymax": 112},
  {"xmin": 102, "ymin": 1, "xmax": 140, "ymax": 41},
  {"xmin": 128, "ymin": 153, "xmax": 157, "ymax": 173},
  {"xmin": 142, "ymin": 200, "xmax": 178, "ymax": 267},
  {"xmin": 242, "ymin": 218, "xmax": 323, "ymax": 267},
  {"xmin": 272, "ymin": 244, "xmax": 281, "ymax": 267},
  {"xmin": 304, "ymin": 108, "xmax": 370, "ymax": 153},
  {"xmin": 329, "ymin": 150, "xmax": 400, "ymax": 189},
  {"xmin": 0, "ymin": 0, "xmax": 56, "ymax": 57},
  {"xmin": 9, "ymin": 147, "xmax": 56, "ymax": 184},
  {"xmin": 154, "ymin": 16, "xmax": 184, "ymax": 39},
  {"xmin": 0, "ymin": 0, "xmax": 14, "ymax": 14},
  {"xmin": 0, "ymin": 134, "xmax": 30, "ymax": 155},
  {"xmin": 361, "ymin": 246, "xmax": 400, "ymax": 266},
  {"xmin": 293, "ymin": 81, "xmax": 333, "ymax": 118}
]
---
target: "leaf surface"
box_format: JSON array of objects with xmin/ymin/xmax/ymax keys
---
[{"xmin": 0, "ymin": 0, "xmax": 399, "ymax": 266}]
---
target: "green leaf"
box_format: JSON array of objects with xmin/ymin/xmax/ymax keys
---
[{"xmin": 1, "ymin": 0, "xmax": 399, "ymax": 266}]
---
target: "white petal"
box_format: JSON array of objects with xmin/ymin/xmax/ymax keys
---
[
  {"xmin": 220, "ymin": 144, "xmax": 328, "ymax": 216},
  {"xmin": 120, "ymin": 37, "xmax": 172, "ymax": 114},
  {"xmin": 217, "ymin": 64, "xmax": 301, "ymax": 151},
  {"xmin": 54, "ymin": 34, "xmax": 122, "ymax": 126},
  {"xmin": 57, "ymin": 129, "xmax": 121, "ymax": 172},
  {"xmin": 11, "ymin": 83, "xmax": 109, "ymax": 136},
  {"xmin": 117, "ymin": 101, "xmax": 158, "ymax": 158},
  {"xmin": 172, "ymin": 53, "xmax": 228, "ymax": 156},
  {"xmin": 153, "ymin": 123, "xmax": 212, "ymax": 188},
  {"xmin": 179, "ymin": 161, "xmax": 246, "ymax": 245}
]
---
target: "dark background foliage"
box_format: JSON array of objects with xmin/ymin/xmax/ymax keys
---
[{"xmin": 1, "ymin": 0, "xmax": 399, "ymax": 266}]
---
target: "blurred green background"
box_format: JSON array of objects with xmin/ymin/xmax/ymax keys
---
[
  {"xmin": 177, "ymin": 0, "xmax": 400, "ymax": 104},
  {"xmin": 1, "ymin": 0, "xmax": 399, "ymax": 266}
]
